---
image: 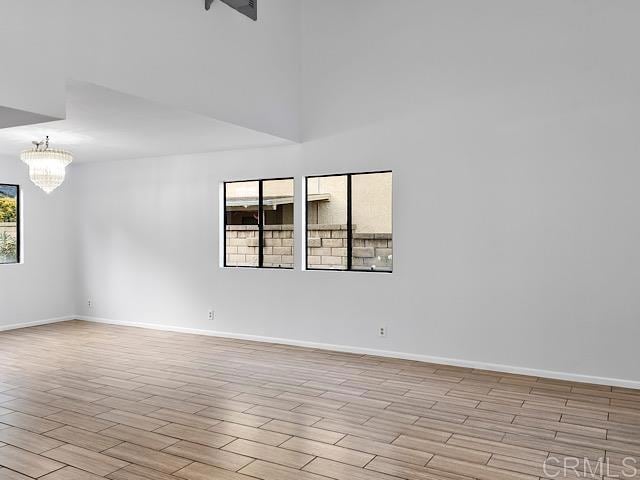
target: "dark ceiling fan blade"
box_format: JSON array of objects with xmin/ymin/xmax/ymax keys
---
[
  {"xmin": 221, "ymin": 0, "xmax": 257, "ymax": 20},
  {"xmin": 205, "ymin": 0, "xmax": 257, "ymax": 21}
]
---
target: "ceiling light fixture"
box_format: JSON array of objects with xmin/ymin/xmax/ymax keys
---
[{"xmin": 20, "ymin": 136, "xmax": 73, "ymax": 194}]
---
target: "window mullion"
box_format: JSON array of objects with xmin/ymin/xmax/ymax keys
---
[
  {"xmin": 346, "ymin": 174, "xmax": 353, "ymax": 271},
  {"xmin": 223, "ymin": 182, "xmax": 227, "ymax": 267},
  {"xmin": 17, "ymin": 186, "xmax": 21, "ymax": 264},
  {"xmin": 259, "ymin": 180, "xmax": 264, "ymax": 268}
]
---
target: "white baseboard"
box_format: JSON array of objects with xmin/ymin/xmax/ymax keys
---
[
  {"xmin": 0, "ymin": 316, "xmax": 75, "ymax": 333},
  {"xmin": 76, "ymin": 315, "xmax": 640, "ymax": 390}
]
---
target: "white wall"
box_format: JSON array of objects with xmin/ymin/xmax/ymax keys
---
[
  {"xmin": 297, "ymin": 0, "xmax": 640, "ymax": 383},
  {"xmin": 12, "ymin": 0, "xmax": 640, "ymax": 385},
  {"xmin": 0, "ymin": 156, "xmax": 75, "ymax": 327},
  {"xmin": 73, "ymin": 106, "xmax": 640, "ymax": 388}
]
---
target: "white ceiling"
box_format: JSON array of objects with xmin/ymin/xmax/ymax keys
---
[{"xmin": 0, "ymin": 81, "xmax": 291, "ymax": 163}]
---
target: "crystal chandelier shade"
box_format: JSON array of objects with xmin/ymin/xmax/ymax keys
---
[{"xmin": 20, "ymin": 137, "xmax": 73, "ymax": 194}]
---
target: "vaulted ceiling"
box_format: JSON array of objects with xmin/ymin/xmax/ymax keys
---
[{"xmin": 0, "ymin": 0, "xmax": 300, "ymax": 145}]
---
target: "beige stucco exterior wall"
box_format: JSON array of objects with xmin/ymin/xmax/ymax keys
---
[
  {"xmin": 226, "ymin": 179, "xmax": 294, "ymax": 199},
  {"xmin": 226, "ymin": 180, "xmax": 259, "ymax": 199},
  {"xmin": 352, "ymin": 172, "xmax": 392, "ymax": 233},
  {"xmin": 306, "ymin": 176, "xmax": 348, "ymax": 225},
  {"xmin": 307, "ymin": 173, "xmax": 391, "ymax": 233}
]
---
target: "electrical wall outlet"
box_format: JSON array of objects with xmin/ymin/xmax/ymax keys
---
[
  {"xmin": 378, "ymin": 326, "xmax": 387, "ymax": 337},
  {"xmin": 208, "ymin": 309, "xmax": 214, "ymax": 321},
  {"xmin": 88, "ymin": 299, "xmax": 93, "ymax": 308}
]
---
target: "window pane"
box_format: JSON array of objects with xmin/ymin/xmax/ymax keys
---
[
  {"xmin": 0, "ymin": 185, "xmax": 18, "ymax": 264},
  {"xmin": 351, "ymin": 172, "xmax": 393, "ymax": 272},
  {"xmin": 263, "ymin": 179, "xmax": 294, "ymax": 268},
  {"xmin": 225, "ymin": 181, "xmax": 259, "ymax": 267},
  {"xmin": 306, "ymin": 175, "xmax": 348, "ymax": 270}
]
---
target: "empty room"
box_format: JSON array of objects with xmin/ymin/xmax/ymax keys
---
[{"xmin": 0, "ymin": 1, "xmax": 639, "ymax": 479}]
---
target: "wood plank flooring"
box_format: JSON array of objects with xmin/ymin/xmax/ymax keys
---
[{"xmin": 0, "ymin": 320, "xmax": 638, "ymax": 479}]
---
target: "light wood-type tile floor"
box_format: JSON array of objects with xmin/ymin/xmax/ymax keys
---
[{"xmin": 0, "ymin": 320, "xmax": 638, "ymax": 479}]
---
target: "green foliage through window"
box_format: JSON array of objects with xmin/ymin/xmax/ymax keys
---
[{"xmin": 0, "ymin": 197, "xmax": 17, "ymax": 222}]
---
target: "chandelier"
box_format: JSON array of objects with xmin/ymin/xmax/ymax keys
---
[{"xmin": 20, "ymin": 136, "xmax": 73, "ymax": 194}]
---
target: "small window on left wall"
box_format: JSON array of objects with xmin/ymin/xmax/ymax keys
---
[
  {"xmin": 224, "ymin": 178, "xmax": 294, "ymax": 269},
  {"xmin": 0, "ymin": 184, "xmax": 20, "ymax": 264}
]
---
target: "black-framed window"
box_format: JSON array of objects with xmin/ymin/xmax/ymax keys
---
[
  {"xmin": 306, "ymin": 171, "xmax": 392, "ymax": 273},
  {"xmin": 224, "ymin": 178, "xmax": 294, "ymax": 269},
  {"xmin": 0, "ymin": 184, "xmax": 20, "ymax": 265}
]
